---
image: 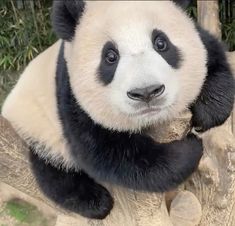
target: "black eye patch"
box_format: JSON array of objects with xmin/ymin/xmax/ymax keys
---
[
  {"xmin": 152, "ymin": 29, "xmax": 182, "ymax": 69},
  {"xmin": 98, "ymin": 41, "xmax": 120, "ymax": 85}
]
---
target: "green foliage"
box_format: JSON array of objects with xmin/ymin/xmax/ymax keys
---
[
  {"xmin": 0, "ymin": 0, "xmax": 57, "ymax": 71},
  {"xmin": 220, "ymin": 0, "xmax": 235, "ymax": 51},
  {"xmin": 222, "ymin": 20, "xmax": 235, "ymax": 51},
  {"xmin": 0, "ymin": 71, "xmax": 19, "ymax": 108},
  {"xmin": 187, "ymin": 0, "xmax": 198, "ymax": 19}
]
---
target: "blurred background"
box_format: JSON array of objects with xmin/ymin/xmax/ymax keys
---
[{"xmin": 0, "ymin": 0, "xmax": 235, "ymax": 107}]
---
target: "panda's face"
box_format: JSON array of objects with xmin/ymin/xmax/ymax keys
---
[{"xmin": 65, "ymin": 1, "xmax": 207, "ymax": 131}]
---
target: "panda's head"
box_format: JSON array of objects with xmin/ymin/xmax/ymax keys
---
[{"xmin": 53, "ymin": 0, "xmax": 207, "ymax": 131}]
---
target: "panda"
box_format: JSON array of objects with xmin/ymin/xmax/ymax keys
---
[{"xmin": 1, "ymin": 0, "xmax": 234, "ymax": 220}]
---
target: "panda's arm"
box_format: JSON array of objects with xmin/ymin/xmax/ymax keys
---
[
  {"xmin": 190, "ymin": 27, "xmax": 235, "ymax": 132},
  {"xmin": 75, "ymin": 127, "xmax": 202, "ymax": 192}
]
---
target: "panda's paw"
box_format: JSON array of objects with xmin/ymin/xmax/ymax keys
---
[
  {"xmin": 29, "ymin": 151, "xmax": 113, "ymax": 219},
  {"xmin": 63, "ymin": 183, "xmax": 114, "ymax": 219}
]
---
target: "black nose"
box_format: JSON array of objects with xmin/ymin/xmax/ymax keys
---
[{"xmin": 127, "ymin": 84, "xmax": 165, "ymax": 102}]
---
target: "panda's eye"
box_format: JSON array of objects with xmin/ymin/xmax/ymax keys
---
[
  {"xmin": 105, "ymin": 49, "xmax": 119, "ymax": 64},
  {"xmin": 154, "ymin": 36, "xmax": 168, "ymax": 52}
]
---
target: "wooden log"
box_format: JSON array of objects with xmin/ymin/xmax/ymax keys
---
[
  {"xmin": 0, "ymin": 116, "xmax": 169, "ymax": 226},
  {"xmin": 187, "ymin": 50, "xmax": 235, "ymax": 223},
  {"xmin": 197, "ymin": 0, "xmax": 221, "ymax": 39},
  {"xmin": 185, "ymin": 117, "xmax": 235, "ymax": 226},
  {"xmin": 195, "ymin": 2, "xmax": 235, "ymax": 224},
  {"xmin": 0, "ymin": 113, "xmax": 204, "ymax": 226}
]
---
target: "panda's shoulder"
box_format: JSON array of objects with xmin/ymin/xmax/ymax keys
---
[
  {"xmin": 196, "ymin": 26, "xmax": 227, "ymax": 57},
  {"xmin": 27, "ymin": 40, "xmax": 62, "ymax": 69},
  {"xmin": 195, "ymin": 25, "xmax": 228, "ymax": 69}
]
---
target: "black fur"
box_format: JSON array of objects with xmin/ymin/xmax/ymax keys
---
[
  {"xmin": 152, "ymin": 29, "xmax": 182, "ymax": 69},
  {"xmin": 173, "ymin": 0, "xmax": 192, "ymax": 9},
  {"xmin": 56, "ymin": 42, "xmax": 203, "ymax": 192},
  {"xmin": 52, "ymin": 0, "xmax": 85, "ymax": 41},
  {"xmin": 190, "ymin": 27, "xmax": 235, "ymax": 132},
  {"xmin": 98, "ymin": 42, "xmax": 120, "ymax": 85},
  {"xmin": 29, "ymin": 151, "xmax": 113, "ymax": 219}
]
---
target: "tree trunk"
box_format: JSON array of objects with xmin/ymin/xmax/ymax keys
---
[
  {"xmin": 197, "ymin": 0, "xmax": 221, "ymax": 39},
  {"xmin": 184, "ymin": 2, "xmax": 235, "ymax": 225}
]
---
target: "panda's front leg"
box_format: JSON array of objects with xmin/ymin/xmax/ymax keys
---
[{"xmin": 29, "ymin": 151, "xmax": 114, "ymax": 219}]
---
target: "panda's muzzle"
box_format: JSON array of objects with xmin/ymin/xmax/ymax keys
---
[{"xmin": 127, "ymin": 84, "xmax": 165, "ymax": 103}]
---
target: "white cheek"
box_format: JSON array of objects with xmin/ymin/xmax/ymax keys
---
[{"xmin": 160, "ymin": 73, "xmax": 179, "ymax": 106}]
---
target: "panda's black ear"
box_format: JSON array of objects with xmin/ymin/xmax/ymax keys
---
[
  {"xmin": 172, "ymin": 0, "xmax": 192, "ymax": 9},
  {"xmin": 52, "ymin": 0, "xmax": 85, "ymax": 41}
]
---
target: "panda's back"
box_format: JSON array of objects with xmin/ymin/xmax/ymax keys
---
[{"xmin": 1, "ymin": 40, "xmax": 74, "ymax": 170}]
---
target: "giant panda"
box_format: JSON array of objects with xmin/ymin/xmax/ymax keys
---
[{"xmin": 2, "ymin": 0, "xmax": 234, "ymax": 219}]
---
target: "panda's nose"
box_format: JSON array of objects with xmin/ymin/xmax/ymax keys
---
[{"xmin": 127, "ymin": 84, "xmax": 165, "ymax": 102}]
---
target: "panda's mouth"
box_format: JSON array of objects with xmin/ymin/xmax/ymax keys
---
[{"xmin": 132, "ymin": 107, "xmax": 161, "ymax": 116}]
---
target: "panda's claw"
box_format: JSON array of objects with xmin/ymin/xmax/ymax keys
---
[{"xmin": 62, "ymin": 183, "xmax": 114, "ymax": 219}]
